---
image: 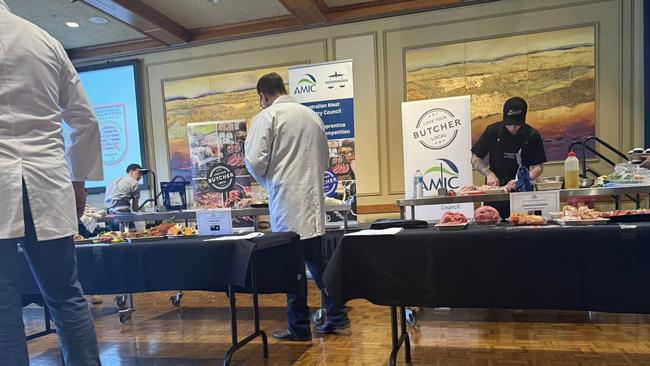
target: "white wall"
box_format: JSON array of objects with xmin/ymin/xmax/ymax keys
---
[{"xmin": 83, "ymin": 0, "xmax": 645, "ymax": 211}]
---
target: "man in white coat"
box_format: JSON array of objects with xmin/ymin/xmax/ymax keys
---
[
  {"xmin": 245, "ymin": 73, "xmax": 350, "ymax": 341},
  {"xmin": 0, "ymin": 1, "xmax": 103, "ymax": 365}
]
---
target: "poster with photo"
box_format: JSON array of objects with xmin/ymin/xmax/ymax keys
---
[
  {"xmin": 163, "ymin": 66, "xmax": 291, "ymax": 182},
  {"xmin": 188, "ymin": 120, "xmax": 253, "ymax": 227},
  {"xmin": 288, "ymin": 60, "xmax": 357, "ymax": 225},
  {"xmin": 324, "ymin": 139, "xmax": 356, "ymax": 223}
]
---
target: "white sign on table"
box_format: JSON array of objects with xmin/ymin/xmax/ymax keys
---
[
  {"xmin": 509, "ymin": 191, "xmax": 560, "ymax": 218},
  {"xmin": 196, "ymin": 209, "xmax": 233, "ymax": 236}
]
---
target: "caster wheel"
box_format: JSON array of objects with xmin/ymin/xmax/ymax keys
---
[
  {"xmin": 115, "ymin": 295, "xmax": 128, "ymax": 310},
  {"xmin": 405, "ymin": 310, "xmax": 417, "ymax": 327},
  {"xmin": 312, "ymin": 309, "xmax": 325, "ymax": 326},
  {"xmin": 170, "ymin": 293, "xmax": 183, "ymax": 307},
  {"xmin": 119, "ymin": 312, "xmax": 132, "ymax": 325}
]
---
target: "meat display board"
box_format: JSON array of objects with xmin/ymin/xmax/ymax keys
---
[{"xmin": 187, "ymin": 120, "xmax": 254, "ymax": 228}]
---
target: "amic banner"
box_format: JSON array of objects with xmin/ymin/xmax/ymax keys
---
[
  {"xmin": 401, "ymin": 96, "xmax": 474, "ymax": 220},
  {"xmin": 288, "ymin": 60, "xmax": 356, "ymax": 226}
]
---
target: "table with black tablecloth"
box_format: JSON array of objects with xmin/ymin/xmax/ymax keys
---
[
  {"xmin": 19, "ymin": 233, "xmax": 302, "ymax": 365},
  {"xmin": 323, "ymin": 223, "xmax": 650, "ymax": 365}
]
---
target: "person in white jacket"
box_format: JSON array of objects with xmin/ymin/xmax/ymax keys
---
[
  {"xmin": 0, "ymin": 1, "xmax": 103, "ymax": 365},
  {"xmin": 245, "ymin": 73, "xmax": 350, "ymax": 341}
]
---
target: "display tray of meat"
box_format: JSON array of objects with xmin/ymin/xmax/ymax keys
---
[
  {"xmin": 507, "ymin": 213, "xmax": 547, "ymax": 226},
  {"xmin": 600, "ymin": 208, "xmax": 650, "ymax": 222},
  {"xmin": 435, "ymin": 211, "xmax": 469, "ymax": 231},
  {"xmin": 145, "ymin": 223, "xmax": 177, "ymax": 237},
  {"xmin": 474, "ymin": 206, "xmax": 501, "ymax": 226},
  {"xmin": 459, "ymin": 184, "xmax": 507, "ymax": 196}
]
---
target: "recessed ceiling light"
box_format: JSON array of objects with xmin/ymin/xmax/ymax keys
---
[
  {"xmin": 90, "ymin": 16, "xmax": 108, "ymax": 24},
  {"xmin": 65, "ymin": 21, "xmax": 80, "ymax": 28}
]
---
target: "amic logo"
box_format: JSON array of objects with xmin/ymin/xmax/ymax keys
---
[
  {"xmin": 294, "ymin": 74, "xmax": 317, "ymax": 94},
  {"xmin": 507, "ymin": 109, "xmax": 522, "ymax": 116},
  {"xmin": 412, "ymin": 108, "xmax": 462, "ymax": 150},
  {"xmin": 326, "ymin": 71, "xmax": 348, "ymax": 89},
  {"xmin": 422, "ymin": 158, "xmax": 460, "ymax": 191}
]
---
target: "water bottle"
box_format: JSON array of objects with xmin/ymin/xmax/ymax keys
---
[
  {"xmin": 413, "ymin": 169, "xmax": 424, "ymax": 198},
  {"xmin": 417, "ymin": 176, "xmax": 424, "ymax": 198}
]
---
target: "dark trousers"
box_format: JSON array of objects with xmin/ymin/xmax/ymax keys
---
[
  {"xmin": 287, "ymin": 236, "xmax": 349, "ymax": 337},
  {"xmin": 0, "ymin": 183, "xmax": 100, "ymax": 366}
]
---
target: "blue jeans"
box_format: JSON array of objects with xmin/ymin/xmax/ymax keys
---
[
  {"xmin": 287, "ymin": 236, "xmax": 349, "ymax": 337},
  {"xmin": 0, "ymin": 183, "xmax": 100, "ymax": 365}
]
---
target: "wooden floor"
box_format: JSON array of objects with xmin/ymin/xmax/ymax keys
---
[{"xmin": 25, "ymin": 282, "xmax": 650, "ymax": 365}]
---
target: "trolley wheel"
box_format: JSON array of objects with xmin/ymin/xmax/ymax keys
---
[
  {"xmin": 312, "ymin": 308, "xmax": 325, "ymax": 326},
  {"xmin": 118, "ymin": 312, "xmax": 132, "ymax": 325},
  {"xmin": 115, "ymin": 295, "xmax": 128, "ymax": 310},
  {"xmin": 170, "ymin": 293, "xmax": 183, "ymax": 307},
  {"xmin": 405, "ymin": 309, "xmax": 417, "ymax": 327}
]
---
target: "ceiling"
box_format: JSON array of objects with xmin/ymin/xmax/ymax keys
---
[
  {"xmin": 5, "ymin": 0, "xmax": 497, "ymax": 60},
  {"xmin": 138, "ymin": 0, "xmax": 291, "ymax": 29},
  {"xmin": 4, "ymin": 0, "xmax": 143, "ymax": 48}
]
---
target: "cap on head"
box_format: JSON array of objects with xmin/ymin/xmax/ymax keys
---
[
  {"xmin": 503, "ymin": 96, "xmax": 527, "ymax": 125},
  {"xmin": 126, "ymin": 163, "xmax": 143, "ymax": 173}
]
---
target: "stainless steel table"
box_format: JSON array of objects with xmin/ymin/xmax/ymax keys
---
[
  {"xmin": 397, "ymin": 186, "xmax": 650, "ymax": 219},
  {"xmin": 101, "ymin": 204, "xmax": 352, "ymax": 232}
]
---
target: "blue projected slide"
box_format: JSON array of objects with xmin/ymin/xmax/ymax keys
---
[{"xmin": 63, "ymin": 61, "xmax": 145, "ymax": 190}]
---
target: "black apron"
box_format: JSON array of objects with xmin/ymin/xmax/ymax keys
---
[{"xmin": 485, "ymin": 130, "xmax": 532, "ymax": 219}]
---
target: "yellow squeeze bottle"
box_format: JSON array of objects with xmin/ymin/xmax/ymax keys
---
[{"xmin": 564, "ymin": 151, "xmax": 580, "ymax": 189}]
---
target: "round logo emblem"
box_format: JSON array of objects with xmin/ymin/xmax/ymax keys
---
[
  {"xmin": 100, "ymin": 120, "xmax": 127, "ymax": 165},
  {"xmin": 206, "ymin": 163, "xmax": 236, "ymax": 192},
  {"xmin": 323, "ymin": 170, "xmax": 338, "ymax": 197},
  {"xmin": 412, "ymin": 108, "xmax": 462, "ymax": 150}
]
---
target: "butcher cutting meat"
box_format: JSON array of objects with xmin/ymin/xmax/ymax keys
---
[{"xmin": 471, "ymin": 97, "xmax": 547, "ymax": 218}]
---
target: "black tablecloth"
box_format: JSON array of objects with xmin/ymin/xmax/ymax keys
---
[
  {"xmin": 322, "ymin": 230, "xmax": 345, "ymax": 259},
  {"xmin": 20, "ymin": 233, "xmax": 301, "ymax": 297},
  {"xmin": 324, "ymin": 223, "xmax": 650, "ymax": 314}
]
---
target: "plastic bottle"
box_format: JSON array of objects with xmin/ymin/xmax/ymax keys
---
[
  {"xmin": 564, "ymin": 151, "xmax": 580, "ymax": 189},
  {"xmin": 413, "ymin": 169, "xmax": 424, "ymax": 198}
]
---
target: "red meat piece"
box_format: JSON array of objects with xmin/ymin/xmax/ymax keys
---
[{"xmin": 439, "ymin": 211, "xmax": 467, "ymax": 224}]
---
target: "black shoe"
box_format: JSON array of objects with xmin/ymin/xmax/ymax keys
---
[
  {"xmin": 271, "ymin": 329, "xmax": 312, "ymax": 341},
  {"xmin": 315, "ymin": 320, "xmax": 351, "ymax": 334}
]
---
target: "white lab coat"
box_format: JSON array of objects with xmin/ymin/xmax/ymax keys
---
[
  {"xmin": 0, "ymin": 2, "xmax": 103, "ymax": 241},
  {"xmin": 245, "ymin": 95, "xmax": 329, "ymax": 240}
]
